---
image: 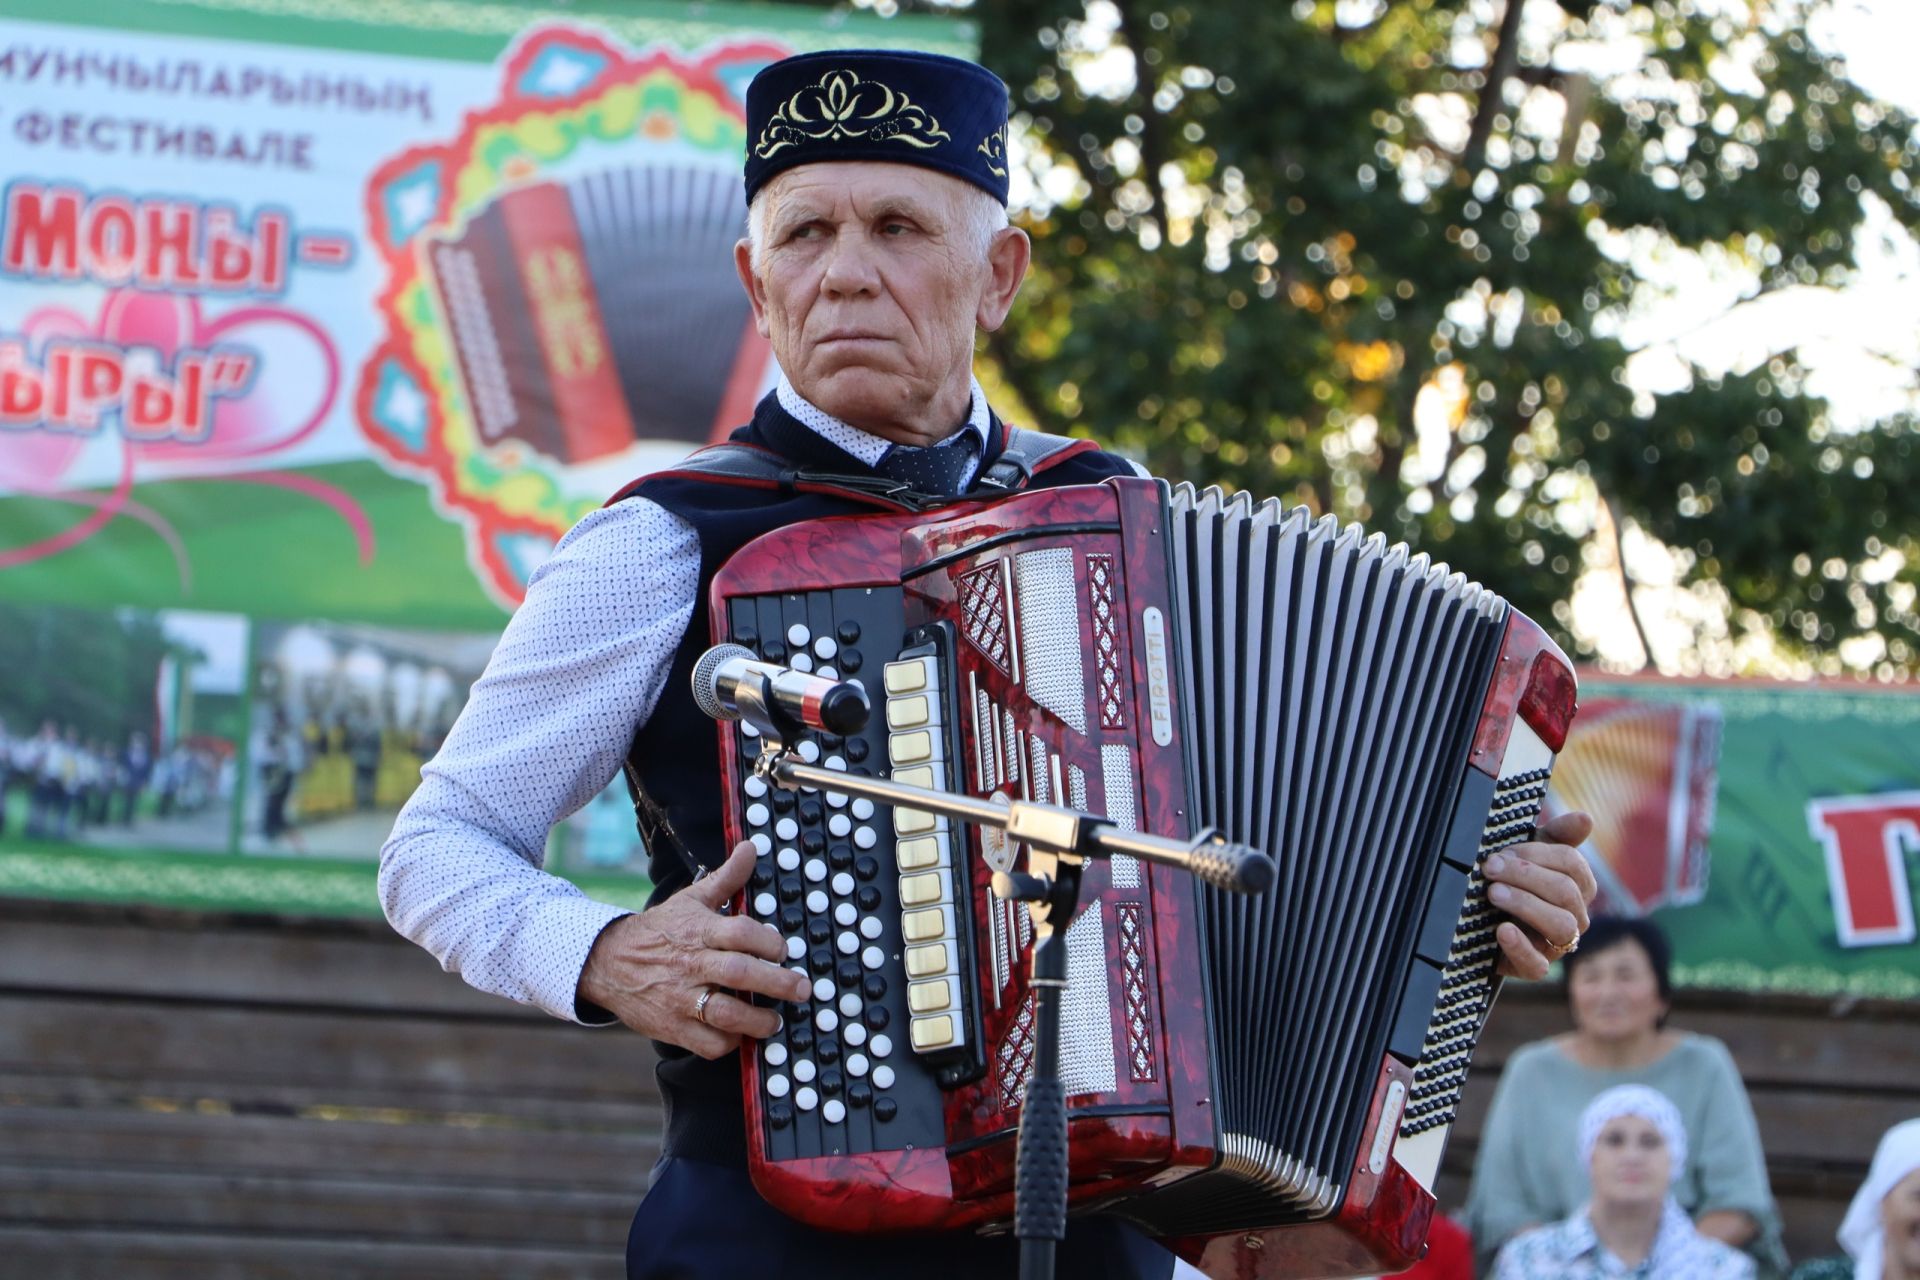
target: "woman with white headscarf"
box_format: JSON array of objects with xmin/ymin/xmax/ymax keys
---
[
  {"xmin": 1791, "ymin": 1119, "xmax": 1920, "ymax": 1280},
  {"xmin": 1493, "ymin": 1084, "xmax": 1755, "ymax": 1279}
]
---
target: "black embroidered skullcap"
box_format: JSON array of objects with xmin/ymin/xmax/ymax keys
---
[{"xmin": 744, "ymin": 50, "xmax": 1010, "ymax": 205}]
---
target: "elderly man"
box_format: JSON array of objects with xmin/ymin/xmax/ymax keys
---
[{"xmin": 381, "ymin": 48, "xmax": 1598, "ymax": 1280}]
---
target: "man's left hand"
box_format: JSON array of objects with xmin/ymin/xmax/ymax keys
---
[{"xmin": 1486, "ymin": 809, "xmax": 1598, "ymax": 980}]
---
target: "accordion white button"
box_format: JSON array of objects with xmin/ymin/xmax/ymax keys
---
[
  {"xmin": 827, "ymin": 790, "xmax": 849, "ymax": 809},
  {"xmin": 853, "ymin": 826, "xmax": 878, "ymax": 850},
  {"xmin": 833, "ymin": 902, "xmax": 856, "ymax": 927},
  {"xmin": 872, "ymin": 1065, "xmax": 896, "ymax": 1089},
  {"xmin": 869, "ymin": 1034, "xmax": 892, "ymax": 1059},
  {"xmin": 887, "ymin": 695, "xmax": 932, "ymax": 731},
  {"xmin": 861, "ymin": 946, "xmax": 885, "ymax": 970},
  {"xmin": 785, "ymin": 936, "xmax": 805, "ymax": 960},
  {"xmin": 806, "ymin": 890, "xmax": 828, "ymax": 914},
  {"xmin": 764, "ymin": 1043, "xmax": 788, "ymax": 1067},
  {"xmin": 831, "ymin": 872, "xmax": 855, "ymax": 897},
  {"xmin": 790, "ymin": 652, "xmax": 813, "ymax": 673},
  {"xmin": 804, "ymin": 858, "xmax": 827, "ymax": 883},
  {"xmin": 744, "ymin": 776, "xmax": 768, "ymax": 799},
  {"xmin": 888, "ymin": 731, "xmax": 935, "ymax": 766},
  {"xmin": 814, "ymin": 637, "xmax": 837, "ymax": 660},
  {"xmin": 745, "ymin": 803, "xmax": 769, "ymax": 828},
  {"xmin": 883, "ymin": 659, "xmax": 929, "ymax": 695},
  {"xmin": 796, "ymin": 739, "xmax": 820, "ymax": 763},
  {"xmin": 858, "ymin": 916, "xmax": 883, "ymax": 940},
  {"xmin": 843, "ymin": 1023, "xmax": 868, "ymax": 1047},
  {"xmin": 836, "ymin": 931, "xmax": 858, "ymax": 955},
  {"xmin": 907, "ymin": 979, "xmax": 952, "ymax": 1015},
  {"xmin": 905, "ymin": 942, "xmax": 950, "ymax": 979},
  {"xmin": 894, "ymin": 808, "xmax": 939, "ymax": 837},
  {"xmin": 822, "ymin": 1099, "xmax": 846, "ymax": 1125},
  {"xmin": 825, "ymin": 755, "xmax": 847, "ymax": 772},
  {"xmin": 777, "ymin": 847, "xmax": 800, "ymax": 872},
  {"xmin": 846, "ymin": 1053, "xmax": 869, "ymax": 1077},
  {"xmin": 899, "ymin": 872, "xmax": 944, "ymax": 908},
  {"xmin": 811, "ymin": 978, "xmax": 834, "ymax": 1003},
  {"xmin": 795, "ymin": 1086, "xmax": 818, "ymax": 1112},
  {"xmin": 787, "ymin": 623, "xmax": 810, "ymax": 647},
  {"xmin": 775, "ymin": 818, "xmax": 799, "ymax": 841},
  {"xmin": 815, "ymin": 1009, "xmax": 839, "ymax": 1033},
  {"xmin": 793, "ymin": 1058, "xmax": 817, "ymax": 1084},
  {"xmin": 819, "ymin": 665, "xmax": 839, "ymax": 679},
  {"xmin": 896, "ymin": 836, "xmax": 946, "ymax": 871},
  {"xmin": 911, "ymin": 1014, "xmax": 957, "ymax": 1052},
  {"xmin": 753, "ymin": 893, "xmax": 776, "ymax": 918},
  {"xmin": 741, "ymin": 721, "xmax": 759, "ymax": 738},
  {"xmin": 828, "ymin": 814, "xmax": 852, "ymax": 837},
  {"xmin": 750, "ymin": 834, "xmax": 772, "ymax": 856},
  {"xmin": 851, "ymin": 798, "xmax": 875, "ymax": 821},
  {"xmin": 838, "ymin": 992, "xmax": 862, "ymax": 1017},
  {"xmin": 765, "ymin": 1073, "xmax": 790, "ymax": 1099}
]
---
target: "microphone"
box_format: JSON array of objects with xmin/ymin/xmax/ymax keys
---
[{"xmin": 692, "ymin": 644, "xmax": 872, "ymax": 737}]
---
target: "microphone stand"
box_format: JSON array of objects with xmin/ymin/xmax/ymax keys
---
[{"xmin": 741, "ymin": 716, "xmax": 1272, "ymax": 1280}]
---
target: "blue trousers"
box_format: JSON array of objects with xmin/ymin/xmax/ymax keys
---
[{"xmin": 627, "ymin": 1156, "xmax": 1176, "ymax": 1280}]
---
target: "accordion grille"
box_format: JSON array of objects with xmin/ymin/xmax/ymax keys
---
[{"xmin": 1144, "ymin": 483, "xmax": 1508, "ymax": 1232}]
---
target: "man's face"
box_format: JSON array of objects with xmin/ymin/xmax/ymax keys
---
[{"xmin": 735, "ymin": 161, "xmax": 1025, "ymax": 445}]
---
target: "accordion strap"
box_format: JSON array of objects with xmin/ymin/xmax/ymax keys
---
[{"xmin": 615, "ymin": 429, "xmax": 1100, "ymax": 512}]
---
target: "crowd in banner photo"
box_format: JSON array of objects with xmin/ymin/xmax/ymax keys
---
[{"xmin": 0, "ymin": 717, "xmax": 224, "ymax": 842}]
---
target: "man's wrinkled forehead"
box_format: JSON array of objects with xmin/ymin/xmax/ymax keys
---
[{"xmin": 759, "ymin": 163, "xmax": 959, "ymax": 230}]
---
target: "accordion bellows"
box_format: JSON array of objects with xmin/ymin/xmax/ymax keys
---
[
  {"xmin": 429, "ymin": 165, "xmax": 771, "ymax": 465},
  {"xmin": 710, "ymin": 478, "xmax": 1576, "ymax": 1276}
]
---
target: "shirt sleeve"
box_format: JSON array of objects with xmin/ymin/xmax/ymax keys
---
[
  {"xmin": 377, "ymin": 497, "xmax": 700, "ymax": 1024},
  {"xmin": 1686, "ymin": 1038, "xmax": 1782, "ymax": 1225}
]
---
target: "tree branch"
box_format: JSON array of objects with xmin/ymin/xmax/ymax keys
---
[
  {"xmin": 1462, "ymin": 0, "xmax": 1529, "ymax": 176},
  {"xmin": 1604, "ymin": 491, "xmax": 1657, "ymax": 671},
  {"xmin": 1108, "ymin": 0, "xmax": 1171, "ymax": 222}
]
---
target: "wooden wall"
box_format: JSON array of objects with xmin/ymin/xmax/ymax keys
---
[{"xmin": 2, "ymin": 896, "xmax": 1914, "ymax": 1276}]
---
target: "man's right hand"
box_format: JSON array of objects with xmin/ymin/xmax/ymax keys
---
[{"xmin": 578, "ymin": 840, "xmax": 811, "ymax": 1059}]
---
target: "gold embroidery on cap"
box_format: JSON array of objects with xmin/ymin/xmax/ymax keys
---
[
  {"xmin": 755, "ymin": 69, "xmax": 951, "ymax": 159},
  {"xmin": 977, "ymin": 125, "xmax": 1007, "ymax": 177}
]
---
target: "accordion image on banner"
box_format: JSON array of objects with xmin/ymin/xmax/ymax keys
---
[
  {"xmin": 1545, "ymin": 698, "xmax": 1723, "ymax": 916},
  {"xmin": 702, "ymin": 476, "xmax": 1581, "ymax": 1278},
  {"xmin": 428, "ymin": 164, "xmax": 773, "ymax": 465}
]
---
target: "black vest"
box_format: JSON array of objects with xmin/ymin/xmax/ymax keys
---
[{"xmin": 620, "ymin": 390, "xmax": 1139, "ymax": 1165}]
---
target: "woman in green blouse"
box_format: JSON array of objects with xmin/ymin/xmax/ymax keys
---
[{"xmin": 1463, "ymin": 915, "xmax": 1787, "ymax": 1277}]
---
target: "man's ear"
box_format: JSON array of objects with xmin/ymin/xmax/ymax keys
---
[
  {"xmin": 734, "ymin": 239, "xmax": 771, "ymax": 339},
  {"xmin": 976, "ymin": 225, "xmax": 1030, "ymax": 333}
]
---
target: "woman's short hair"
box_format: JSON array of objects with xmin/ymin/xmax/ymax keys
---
[{"xmin": 1563, "ymin": 914, "xmax": 1674, "ymax": 1006}]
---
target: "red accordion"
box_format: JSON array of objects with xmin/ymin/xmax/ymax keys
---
[{"xmin": 710, "ymin": 477, "xmax": 1576, "ymax": 1277}]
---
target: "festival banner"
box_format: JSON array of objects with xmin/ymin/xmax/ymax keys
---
[
  {"xmin": 1557, "ymin": 677, "xmax": 1920, "ymax": 999},
  {"xmin": 0, "ymin": 0, "xmax": 973, "ymax": 916}
]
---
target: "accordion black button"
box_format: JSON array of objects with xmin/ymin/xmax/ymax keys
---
[
  {"xmin": 848, "ymin": 1080, "xmax": 873, "ymax": 1109},
  {"xmin": 751, "ymin": 864, "xmax": 774, "ymax": 891},
  {"xmin": 767, "ymin": 1102, "xmax": 794, "ymax": 1130},
  {"xmin": 837, "ymin": 958, "xmax": 863, "ymax": 987},
  {"xmin": 779, "ymin": 878, "xmax": 803, "ymax": 905},
  {"xmin": 809, "ymin": 947, "xmax": 834, "ymax": 975},
  {"xmin": 845, "ymin": 737, "xmax": 868, "ymax": 761},
  {"xmin": 874, "ymin": 1097, "xmax": 897, "ymax": 1123},
  {"xmin": 780, "ymin": 906, "xmax": 804, "ymax": 933},
  {"xmin": 854, "ymin": 855, "xmax": 880, "ymax": 882},
  {"xmin": 856, "ymin": 885, "xmax": 883, "ymax": 912},
  {"xmin": 829, "ymin": 844, "xmax": 854, "ymax": 870},
  {"xmin": 802, "ymin": 832, "xmax": 826, "ymax": 856},
  {"xmin": 837, "ymin": 620, "xmax": 861, "ymax": 644},
  {"xmin": 798, "ymin": 799, "xmax": 823, "ymax": 825},
  {"xmin": 838, "ymin": 649, "xmax": 863, "ymax": 673},
  {"xmin": 807, "ymin": 918, "xmax": 832, "ymax": 945},
  {"xmin": 789, "ymin": 1026, "xmax": 815, "ymax": 1054},
  {"xmin": 864, "ymin": 1004, "xmax": 889, "ymax": 1030},
  {"xmin": 862, "ymin": 973, "xmax": 887, "ymax": 1001},
  {"xmin": 771, "ymin": 790, "xmax": 796, "ymax": 814},
  {"xmin": 735, "ymin": 627, "xmax": 759, "ymax": 650},
  {"xmin": 816, "ymin": 1037, "xmax": 841, "ymax": 1066},
  {"xmin": 763, "ymin": 642, "xmax": 787, "ymax": 662},
  {"xmin": 819, "ymin": 1068, "xmax": 844, "ymax": 1096}
]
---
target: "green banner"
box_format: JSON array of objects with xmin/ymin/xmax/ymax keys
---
[
  {"xmin": 0, "ymin": 0, "xmax": 971, "ymax": 916},
  {"xmin": 1563, "ymin": 678, "xmax": 1920, "ymax": 999}
]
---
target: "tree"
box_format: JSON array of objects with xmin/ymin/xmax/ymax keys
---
[{"xmin": 820, "ymin": 0, "xmax": 1920, "ymax": 674}]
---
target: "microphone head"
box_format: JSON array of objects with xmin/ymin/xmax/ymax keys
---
[{"xmin": 692, "ymin": 644, "xmax": 757, "ymax": 721}]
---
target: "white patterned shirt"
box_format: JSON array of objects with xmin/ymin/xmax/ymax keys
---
[
  {"xmin": 378, "ymin": 381, "xmax": 990, "ymax": 1023},
  {"xmin": 1492, "ymin": 1202, "xmax": 1756, "ymax": 1280}
]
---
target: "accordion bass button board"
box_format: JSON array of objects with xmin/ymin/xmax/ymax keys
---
[{"xmin": 708, "ymin": 478, "xmax": 1577, "ymax": 1271}]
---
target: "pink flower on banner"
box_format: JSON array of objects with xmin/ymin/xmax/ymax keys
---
[{"xmin": 0, "ymin": 289, "xmax": 370, "ymax": 580}]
